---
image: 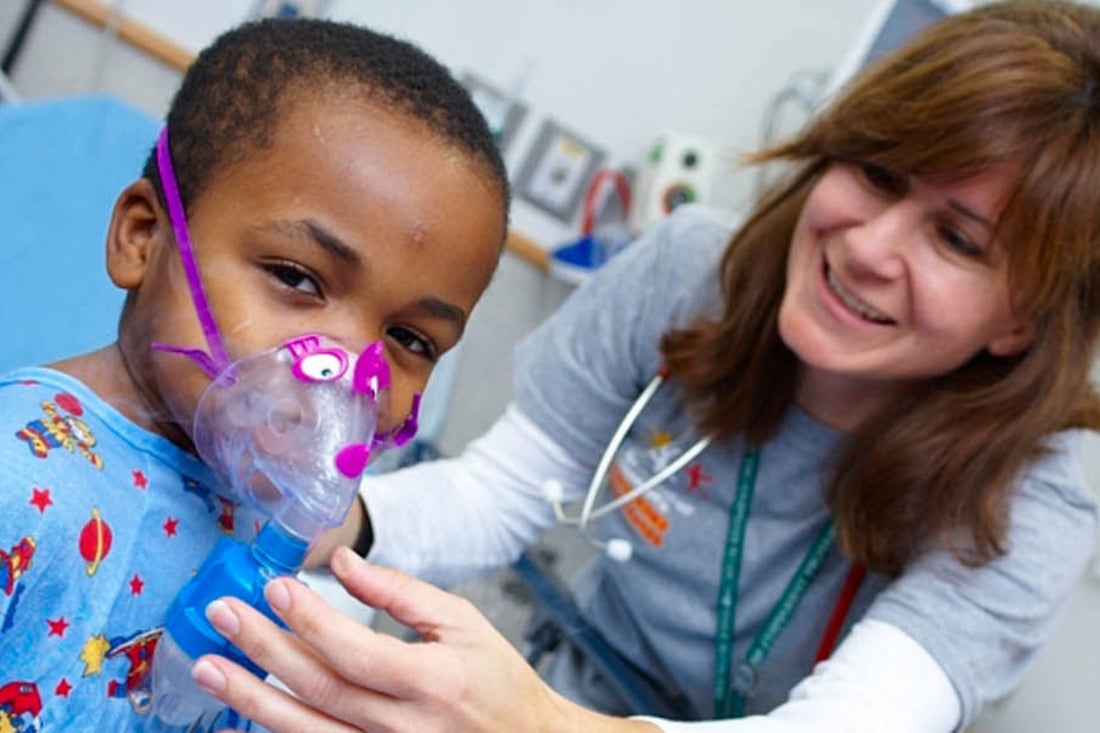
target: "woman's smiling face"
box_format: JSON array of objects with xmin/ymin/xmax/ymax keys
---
[{"xmin": 778, "ymin": 161, "xmax": 1033, "ymax": 421}]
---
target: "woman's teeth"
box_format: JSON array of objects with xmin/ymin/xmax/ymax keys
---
[{"xmin": 826, "ymin": 267, "xmax": 893, "ymax": 324}]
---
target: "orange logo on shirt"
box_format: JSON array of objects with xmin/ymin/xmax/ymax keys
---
[{"xmin": 608, "ymin": 461, "xmax": 669, "ymax": 547}]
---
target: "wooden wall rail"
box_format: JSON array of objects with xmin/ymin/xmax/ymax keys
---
[
  {"xmin": 45, "ymin": 0, "xmax": 550, "ymax": 274},
  {"xmin": 52, "ymin": 0, "xmax": 194, "ymax": 72}
]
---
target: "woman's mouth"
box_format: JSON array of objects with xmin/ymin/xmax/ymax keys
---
[{"xmin": 825, "ymin": 264, "xmax": 895, "ymax": 325}]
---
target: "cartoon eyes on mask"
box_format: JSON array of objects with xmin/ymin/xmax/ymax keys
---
[{"xmin": 291, "ymin": 349, "xmax": 349, "ymax": 383}]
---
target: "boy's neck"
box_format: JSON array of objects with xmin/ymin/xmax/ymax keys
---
[{"xmin": 50, "ymin": 344, "xmax": 195, "ymax": 451}]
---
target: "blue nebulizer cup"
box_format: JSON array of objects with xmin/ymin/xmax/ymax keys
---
[{"xmin": 146, "ymin": 334, "xmax": 416, "ymax": 729}]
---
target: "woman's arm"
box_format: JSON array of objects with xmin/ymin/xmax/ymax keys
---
[
  {"xmin": 198, "ymin": 548, "xmax": 960, "ymax": 733},
  {"xmin": 636, "ymin": 620, "xmax": 959, "ymax": 733},
  {"xmin": 308, "ymin": 403, "xmax": 592, "ymax": 586}
]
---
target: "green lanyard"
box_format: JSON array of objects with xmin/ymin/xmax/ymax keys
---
[{"xmin": 712, "ymin": 448, "xmax": 836, "ymax": 718}]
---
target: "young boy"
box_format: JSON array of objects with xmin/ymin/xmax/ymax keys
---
[{"xmin": 0, "ymin": 18, "xmax": 508, "ymax": 731}]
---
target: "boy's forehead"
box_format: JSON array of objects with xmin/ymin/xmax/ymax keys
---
[
  {"xmin": 192, "ymin": 93, "xmax": 503, "ymax": 262},
  {"xmin": 232, "ymin": 93, "xmax": 440, "ymax": 175}
]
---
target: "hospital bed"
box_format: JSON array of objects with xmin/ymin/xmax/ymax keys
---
[{"xmin": 0, "ymin": 94, "xmax": 147, "ymax": 370}]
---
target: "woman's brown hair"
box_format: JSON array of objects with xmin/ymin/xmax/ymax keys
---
[{"xmin": 661, "ymin": 0, "xmax": 1100, "ymax": 576}]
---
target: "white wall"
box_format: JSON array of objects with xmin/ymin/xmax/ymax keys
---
[
  {"xmin": 322, "ymin": 0, "xmax": 881, "ymax": 245},
  {"xmin": 6, "ymin": 0, "xmax": 879, "ymax": 246}
]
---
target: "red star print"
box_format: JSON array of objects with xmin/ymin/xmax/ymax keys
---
[
  {"xmin": 130, "ymin": 574, "xmax": 145, "ymax": 595},
  {"xmin": 30, "ymin": 486, "xmax": 53, "ymax": 513},
  {"xmin": 47, "ymin": 616, "xmax": 70, "ymax": 637},
  {"xmin": 163, "ymin": 516, "xmax": 179, "ymax": 537},
  {"xmin": 55, "ymin": 678, "xmax": 73, "ymax": 697},
  {"xmin": 685, "ymin": 463, "xmax": 713, "ymax": 498},
  {"xmin": 132, "ymin": 470, "xmax": 149, "ymax": 490}
]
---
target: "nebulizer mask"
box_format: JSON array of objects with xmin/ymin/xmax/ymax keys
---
[{"xmin": 143, "ymin": 128, "xmax": 419, "ymax": 729}]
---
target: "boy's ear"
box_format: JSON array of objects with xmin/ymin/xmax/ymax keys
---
[{"xmin": 106, "ymin": 179, "xmax": 167, "ymax": 290}]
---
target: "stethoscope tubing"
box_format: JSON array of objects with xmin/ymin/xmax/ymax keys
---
[{"xmin": 558, "ymin": 373, "xmax": 712, "ymax": 544}]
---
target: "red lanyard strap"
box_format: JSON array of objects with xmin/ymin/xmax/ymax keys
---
[{"xmin": 812, "ymin": 562, "xmax": 867, "ymax": 666}]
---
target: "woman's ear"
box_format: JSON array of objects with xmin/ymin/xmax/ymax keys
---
[
  {"xmin": 106, "ymin": 178, "xmax": 166, "ymax": 290},
  {"xmin": 986, "ymin": 320, "xmax": 1036, "ymax": 358}
]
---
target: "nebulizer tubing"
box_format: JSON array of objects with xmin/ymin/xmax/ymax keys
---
[{"xmin": 144, "ymin": 127, "xmax": 419, "ymax": 728}]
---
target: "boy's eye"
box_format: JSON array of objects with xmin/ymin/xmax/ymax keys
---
[
  {"xmin": 387, "ymin": 325, "xmax": 437, "ymax": 362},
  {"xmin": 859, "ymin": 163, "xmax": 906, "ymax": 196},
  {"xmin": 265, "ymin": 262, "xmax": 321, "ymax": 296}
]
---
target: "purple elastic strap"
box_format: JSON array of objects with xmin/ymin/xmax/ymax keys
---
[
  {"xmin": 390, "ymin": 392, "xmax": 421, "ymax": 447},
  {"xmin": 150, "ymin": 127, "xmax": 233, "ymax": 379},
  {"xmin": 373, "ymin": 392, "xmax": 421, "ymax": 449}
]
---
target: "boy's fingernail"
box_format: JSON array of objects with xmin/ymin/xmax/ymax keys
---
[
  {"xmin": 205, "ymin": 599, "xmax": 240, "ymax": 637},
  {"xmin": 192, "ymin": 658, "xmax": 227, "ymax": 694},
  {"xmin": 265, "ymin": 578, "xmax": 291, "ymax": 613}
]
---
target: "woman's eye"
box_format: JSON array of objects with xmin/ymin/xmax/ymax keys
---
[
  {"xmin": 266, "ymin": 263, "xmax": 321, "ymax": 296},
  {"xmin": 387, "ymin": 326, "xmax": 437, "ymax": 362},
  {"xmin": 938, "ymin": 226, "xmax": 984, "ymax": 258},
  {"xmin": 859, "ymin": 163, "xmax": 905, "ymax": 195}
]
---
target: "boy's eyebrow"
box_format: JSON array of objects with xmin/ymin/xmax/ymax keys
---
[
  {"xmin": 262, "ymin": 219, "xmax": 362, "ymax": 264},
  {"xmin": 419, "ymin": 297, "xmax": 467, "ymax": 327},
  {"xmin": 260, "ymin": 219, "xmax": 468, "ymax": 326}
]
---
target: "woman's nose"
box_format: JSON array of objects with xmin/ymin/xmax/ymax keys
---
[{"xmin": 842, "ymin": 201, "xmax": 913, "ymax": 280}]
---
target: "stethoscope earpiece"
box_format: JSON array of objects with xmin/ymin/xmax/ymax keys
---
[
  {"xmin": 602, "ymin": 538, "xmax": 633, "ymax": 563},
  {"xmin": 542, "ymin": 479, "xmax": 565, "ymax": 505},
  {"xmin": 544, "ymin": 478, "xmax": 631, "ymax": 561}
]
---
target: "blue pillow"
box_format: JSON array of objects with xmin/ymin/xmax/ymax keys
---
[{"xmin": 0, "ymin": 94, "xmax": 159, "ymax": 372}]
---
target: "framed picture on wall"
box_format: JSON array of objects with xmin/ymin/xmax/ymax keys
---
[
  {"xmin": 460, "ymin": 71, "xmax": 528, "ymax": 154},
  {"xmin": 514, "ymin": 118, "xmax": 606, "ymax": 224}
]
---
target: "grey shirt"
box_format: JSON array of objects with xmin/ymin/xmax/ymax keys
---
[{"xmin": 513, "ymin": 206, "xmax": 1098, "ymax": 726}]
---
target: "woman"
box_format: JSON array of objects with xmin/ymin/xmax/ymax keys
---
[{"xmin": 193, "ymin": 2, "xmax": 1100, "ymax": 731}]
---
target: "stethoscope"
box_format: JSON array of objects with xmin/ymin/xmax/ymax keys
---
[
  {"xmin": 541, "ymin": 368, "xmax": 870, "ymax": 706},
  {"xmin": 543, "ymin": 368, "xmax": 710, "ymax": 562}
]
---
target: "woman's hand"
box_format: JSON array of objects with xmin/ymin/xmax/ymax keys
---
[{"xmin": 195, "ymin": 546, "xmax": 656, "ymax": 733}]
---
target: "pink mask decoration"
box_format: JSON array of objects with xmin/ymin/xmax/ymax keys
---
[{"xmin": 192, "ymin": 335, "xmax": 383, "ymax": 528}]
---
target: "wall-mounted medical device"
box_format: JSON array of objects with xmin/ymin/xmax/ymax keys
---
[{"xmin": 629, "ymin": 130, "xmax": 720, "ymax": 233}]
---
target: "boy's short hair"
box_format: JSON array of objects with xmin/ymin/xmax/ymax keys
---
[{"xmin": 143, "ymin": 18, "xmax": 509, "ymax": 219}]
